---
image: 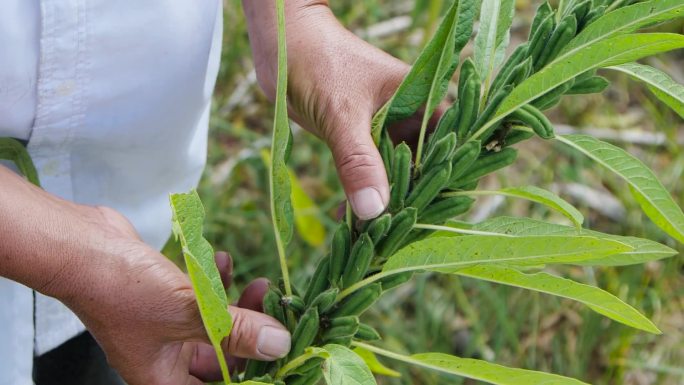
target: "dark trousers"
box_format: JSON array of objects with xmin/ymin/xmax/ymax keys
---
[{"xmin": 33, "ymin": 332, "xmax": 126, "ymax": 385}]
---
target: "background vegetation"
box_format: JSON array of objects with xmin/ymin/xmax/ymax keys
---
[{"xmin": 188, "ymin": 1, "xmax": 683, "ymax": 384}]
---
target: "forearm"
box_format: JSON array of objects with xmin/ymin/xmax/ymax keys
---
[{"xmin": 0, "ymin": 165, "xmax": 103, "ymax": 299}]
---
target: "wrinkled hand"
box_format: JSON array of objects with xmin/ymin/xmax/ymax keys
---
[
  {"xmin": 60, "ymin": 207, "xmax": 290, "ymax": 385},
  {"xmin": 245, "ymin": 1, "xmax": 433, "ymax": 220}
]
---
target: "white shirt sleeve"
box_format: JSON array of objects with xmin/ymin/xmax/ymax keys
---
[{"xmin": 0, "ymin": 0, "xmax": 223, "ymax": 381}]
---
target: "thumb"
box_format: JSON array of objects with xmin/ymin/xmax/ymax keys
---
[
  {"xmin": 222, "ymin": 306, "xmax": 291, "ymax": 361},
  {"xmin": 326, "ymin": 117, "xmax": 390, "ymax": 220}
]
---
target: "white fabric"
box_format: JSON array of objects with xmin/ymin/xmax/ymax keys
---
[{"xmin": 0, "ymin": 0, "xmax": 223, "ymax": 383}]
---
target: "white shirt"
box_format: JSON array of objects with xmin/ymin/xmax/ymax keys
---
[{"xmin": 0, "ymin": 1, "xmax": 223, "ymax": 383}]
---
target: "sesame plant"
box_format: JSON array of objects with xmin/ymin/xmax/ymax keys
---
[{"xmin": 168, "ymin": 0, "xmax": 684, "ymax": 384}]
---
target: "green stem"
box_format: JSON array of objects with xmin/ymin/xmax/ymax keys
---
[
  {"xmin": 413, "ymin": 223, "xmax": 514, "ymax": 237},
  {"xmin": 337, "ymin": 270, "xmax": 398, "ymax": 301},
  {"xmin": 275, "ymin": 350, "xmax": 326, "ymax": 379}
]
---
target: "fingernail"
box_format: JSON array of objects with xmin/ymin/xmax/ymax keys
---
[
  {"xmin": 350, "ymin": 187, "xmax": 385, "ymax": 220},
  {"xmin": 257, "ymin": 326, "xmax": 291, "ymax": 360}
]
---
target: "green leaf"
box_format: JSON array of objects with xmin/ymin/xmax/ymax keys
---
[
  {"xmin": 372, "ymin": 0, "xmax": 477, "ymax": 142},
  {"xmin": 558, "ymin": 135, "xmax": 684, "ymax": 244},
  {"xmin": 240, "ymin": 382, "xmax": 273, "ymax": 385},
  {"xmin": 474, "ymin": 0, "xmax": 515, "ymax": 95},
  {"xmin": 270, "ymin": 0, "xmax": 294, "ymax": 247},
  {"xmin": 408, "ymin": 353, "xmax": 589, "ymax": 385},
  {"xmin": 607, "ymin": 62, "xmax": 684, "ymax": 118},
  {"xmin": 561, "ymin": 0, "xmax": 684, "ymax": 58},
  {"xmin": 485, "ymin": 33, "xmax": 684, "ymax": 137},
  {"xmin": 354, "ymin": 343, "xmax": 589, "ymax": 385},
  {"xmin": 474, "ymin": 216, "xmax": 678, "ymax": 266},
  {"xmin": 261, "ymin": 149, "xmax": 326, "ymax": 247},
  {"xmin": 0, "ymin": 138, "xmax": 41, "ymax": 187},
  {"xmin": 354, "ymin": 347, "xmax": 401, "ymax": 378},
  {"xmin": 466, "ymin": 186, "xmax": 584, "ymax": 228},
  {"xmin": 456, "ymin": 265, "xmax": 661, "ymax": 333},
  {"xmin": 170, "ymin": 191, "xmax": 232, "ymax": 384},
  {"xmin": 323, "ymin": 344, "xmax": 377, "ymax": 385},
  {"xmin": 382, "ymin": 235, "xmax": 632, "ymax": 275}
]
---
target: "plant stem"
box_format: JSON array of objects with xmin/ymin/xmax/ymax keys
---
[
  {"xmin": 352, "ymin": 341, "xmax": 413, "ymax": 364},
  {"xmin": 275, "ymin": 350, "xmax": 326, "ymax": 379},
  {"xmin": 413, "ymin": 223, "xmax": 514, "ymax": 237}
]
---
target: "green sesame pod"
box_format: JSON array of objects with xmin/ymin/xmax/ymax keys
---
[
  {"xmin": 389, "ymin": 142, "xmax": 412, "ymax": 212},
  {"xmin": 509, "ymin": 105, "xmax": 554, "ymax": 139},
  {"xmin": 290, "ymin": 357, "xmax": 325, "ymax": 377},
  {"xmin": 399, "ymin": 229, "xmax": 432, "ymax": 248},
  {"xmin": 469, "ymin": 85, "xmax": 513, "ymax": 141},
  {"xmin": 529, "ymin": 15, "xmax": 555, "ymax": 67},
  {"xmin": 286, "ymin": 368, "xmax": 323, "ymax": 385},
  {"xmin": 330, "ymin": 283, "xmax": 382, "ymax": 318},
  {"xmin": 509, "ymin": 58, "xmax": 534, "ymax": 87},
  {"xmin": 283, "ymin": 295, "xmax": 306, "ymax": 314},
  {"xmin": 379, "ymin": 131, "xmax": 394, "ymax": 175},
  {"xmin": 329, "ymin": 223, "xmax": 351, "ymax": 287},
  {"xmin": 368, "ymin": 214, "xmax": 392, "ymax": 244},
  {"xmin": 505, "ymin": 129, "xmax": 535, "ymax": 146},
  {"xmin": 341, "ymin": 233, "xmax": 375, "ymax": 288},
  {"xmin": 378, "ymin": 272, "xmax": 414, "ymax": 292},
  {"xmin": 458, "ymin": 58, "xmax": 478, "ymax": 99},
  {"xmin": 405, "ymin": 162, "xmax": 452, "ymax": 212},
  {"xmin": 243, "ymin": 360, "xmax": 270, "ymax": 380},
  {"xmin": 571, "ymin": 0, "xmax": 591, "ymax": 23},
  {"xmin": 322, "ymin": 316, "xmax": 360, "ymax": 340},
  {"xmin": 422, "ymin": 132, "xmax": 457, "ymax": 172},
  {"xmin": 535, "ymin": 15, "xmax": 577, "ymax": 70},
  {"xmin": 449, "ymin": 140, "xmax": 482, "ymax": 185},
  {"xmin": 532, "ymin": 79, "xmax": 575, "ymax": 111},
  {"xmin": 323, "ymin": 336, "xmax": 354, "ymax": 347},
  {"xmin": 310, "ymin": 288, "xmax": 339, "ymax": 314},
  {"xmin": 375, "ymin": 207, "xmax": 418, "ymax": 260},
  {"xmin": 418, "ymin": 196, "xmax": 475, "ymax": 224},
  {"xmin": 453, "ymin": 148, "xmax": 519, "ymax": 188},
  {"xmin": 304, "ymin": 255, "xmax": 331, "ymax": 305},
  {"xmin": 529, "ymin": 1, "xmax": 553, "ymax": 40},
  {"xmin": 263, "ymin": 286, "xmax": 287, "ymax": 327},
  {"xmin": 566, "ymin": 76, "xmax": 610, "ymax": 95},
  {"xmin": 427, "ymin": 103, "xmax": 460, "ymax": 155},
  {"xmin": 456, "ymin": 75, "xmax": 481, "ymax": 142},
  {"xmin": 354, "ymin": 323, "xmax": 382, "ymax": 342},
  {"xmin": 490, "ymin": 43, "xmax": 530, "ymax": 95},
  {"xmin": 522, "ymin": 104, "xmax": 556, "ymax": 139},
  {"xmin": 579, "ymin": 6, "xmax": 607, "ymax": 31},
  {"xmin": 289, "ymin": 307, "xmax": 320, "ymax": 360}
]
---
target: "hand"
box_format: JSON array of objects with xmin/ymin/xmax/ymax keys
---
[
  {"xmin": 46, "ymin": 207, "xmax": 291, "ymax": 385},
  {"xmin": 244, "ymin": 1, "xmax": 432, "ymax": 220}
]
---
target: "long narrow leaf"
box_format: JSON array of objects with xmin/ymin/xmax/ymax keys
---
[
  {"xmin": 558, "ymin": 135, "xmax": 684, "ymax": 244},
  {"xmin": 270, "ymin": 0, "xmax": 294, "ymax": 247},
  {"xmin": 473, "ymin": 216, "xmax": 678, "ymax": 266},
  {"xmin": 372, "ymin": 0, "xmax": 477, "ymax": 142},
  {"xmin": 483, "ymin": 33, "xmax": 684, "ymax": 138},
  {"xmin": 457, "ymin": 265, "xmax": 661, "ymax": 333},
  {"xmin": 474, "ymin": 0, "xmax": 515, "ymax": 95},
  {"xmin": 382, "ymin": 235, "xmax": 632, "ymax": 275},
  {"xmin": 560, "ymin": 0, "xmax": 684, "ymax": 58},
  {"xmin": 608, "ymin": 62, "xmax": 684, "ymax": 118},
  {"xmin": 170, "ymin": 191, "xmax": 232, "ymax": 384},
  {"xmin": 355, "ymin": 343, "xmax": 589, "ymax": 385}
]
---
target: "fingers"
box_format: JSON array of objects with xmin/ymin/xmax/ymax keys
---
[
  {"xmin": 223, "ymin": 305, "xmax": 291, "ymax": 361},
  {"xmin": 214, "ymin": 251, "xmax": 233, "ymax": 288},
  {"xmin": 237, "ymin": 278, "xmax": 270, "ymax": 312},
  {"xmin": 326, "ymin": 117, "xmax": 390, "ymax": 220}
]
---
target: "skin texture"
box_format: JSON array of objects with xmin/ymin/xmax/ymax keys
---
[{"xmin": 1, "ymin": 1, "xmax": 435, "ymax": 384}]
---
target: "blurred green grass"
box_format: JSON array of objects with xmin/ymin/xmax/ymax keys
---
[{"xmin": 190, "ymin": 1, "xmax": 683, "ymax": 384}]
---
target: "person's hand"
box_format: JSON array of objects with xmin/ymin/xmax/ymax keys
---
[
  {"xmin": 47, "ymin": 207, "xmax": 291, "ymax": 385},
  {"xmin": 244, "ymin": 1, "xmax": 435, "ymax": 220}
]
